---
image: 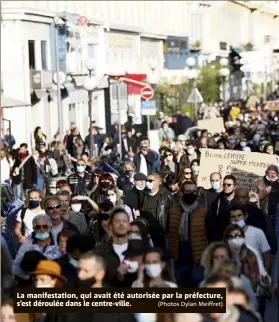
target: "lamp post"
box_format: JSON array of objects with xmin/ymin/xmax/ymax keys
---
[
  {"xmin": 54, "ymin": 16, "xmax": 65, "ymax": 137},
  {"xmin": 186, "ymin": 57, "xmax": 198, "ymax": 116},
  {"xmin": 147, "ymin": 59, "xmax": 159, "ymax": 133},
  {"xmin": 83, "ymin": 59, "xmax": 97, "ymax": 157},
  {"xmin": 219, "ymin": 58, "xmax": 230, "ymax": 109}
]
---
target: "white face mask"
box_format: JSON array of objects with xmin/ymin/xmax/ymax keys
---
[
  {"xmin": 136, "ymin": 184, "xmax": 145, "ymax": 191},
  {"xmin": 125, "ymin": 260, "xmax": 139, "ymax": 273},
  {"xmin": 146, "ymin": 182, "xmax": 154, "ymax": 190},
  {"xmin": 71, "ymin": 204, "xmax": 82, "ymax": 213},
  {"xmin": 36, "ymin": 283, "xmax": 53, "ymax": 288},
  {"xmin": 128, "ymin": 233, "xmax": 142, "ymax": 241},
  {"xmin": 77, "ymin": 165, "xmax": 86, "ymax": 173},
  {"xmin": 145, "ymin": 263, "xmax": 162, "ymax": 278},
  {"xmin": 107, "ymin": 195, "xmax": 117, "ymax": 203},
  {"xmin": 228, "ymin": 237, "xmax": 245, "ymax": 250}
]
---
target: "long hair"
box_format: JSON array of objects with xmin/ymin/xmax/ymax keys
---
[{"xmin": 25, "ymin": 189, "xmax": 45, "ymax": 209}]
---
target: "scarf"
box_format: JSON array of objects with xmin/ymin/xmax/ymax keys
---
[{"xmin": 179, "ymin": 200, "xmax": 198, "ymax": 241}]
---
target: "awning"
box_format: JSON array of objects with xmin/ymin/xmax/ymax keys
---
[
  {"xmin": 122, "ymin": 74, "xmax": 147, "ymax": 95},
  {"xmin": 1, "ymin": 95, "xmax": 30, "ymax": 108},
  {"xmin": 231, "ymin": 47, "xmax": 243, "ymax": 56}
]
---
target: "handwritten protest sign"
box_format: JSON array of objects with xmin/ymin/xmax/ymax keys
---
[
  {"xmin": 198, "ymin": 149, "xmax": 278, "ymax": 189},
  {"xmin": 266, "ymin": 100, "xmax": 279, "ymax": 111},
  {"xmin": 198, "ymin": 118, "xmax": 224, "ymax": 134}
]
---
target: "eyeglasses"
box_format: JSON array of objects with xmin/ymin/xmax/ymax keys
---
[
  {"xmin": 147, "ymin": 179, "xmax": 155, "ymax": 183},
  {"xmin": 47, "ymin": 204, "xmax": 61, "ymax": 210},
  {"xmin": 228, "ymin": 233, "xmax": 243, "ymax": 239},
  {"xmin": 35, "ymin": 225, "xmax": 48, "ymax": 230},
  {"xmin": 223, "ymin": 183, "xmax": 232, "ymax": 187},
  {"xmin": 184, "ymin": 172, "xmax": 192, "ymax": 175}
]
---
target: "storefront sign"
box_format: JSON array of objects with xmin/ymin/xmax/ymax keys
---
[
  {"xmin": 198, "ymin": 149, "xmax": 278, "ymax": 189},
  {"xmin": 106, "ymin": 32, "xmax": 136, "ymax": 52}
]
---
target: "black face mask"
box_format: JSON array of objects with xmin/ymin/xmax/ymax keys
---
[
  {"xmin": 183, "ymin": 193, "xmax": 197, "ymax": 205},
  {"xmin": 77, "ymin": 276, "xmax": 96, "ymax": 288},
  {"xmin": 124, "ymin": 169, "xmax": 133, "ymax": 177},
  {"xmin": 100, "ymin": 182, "xmax": 110, "ymax": 190}
]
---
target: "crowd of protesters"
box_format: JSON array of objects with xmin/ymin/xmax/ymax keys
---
[{"xmin": 1, "ymin": 96, "xmax": 279, "ymax": 322}]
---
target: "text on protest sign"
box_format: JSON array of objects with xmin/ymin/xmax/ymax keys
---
[
  {"xmin": 198, "ymin": 149, "xmax": 278, "ymax": 189},
  {"xmin": 198, "ymin": 118, "xmax": 224, "ymax": 135},
  {"xmin": 14, "ymin": 288, "xmax": 226, "ymax": 314}
]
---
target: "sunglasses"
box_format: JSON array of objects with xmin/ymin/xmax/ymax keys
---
[
  {"xmin": 47, "ymin": 204, "xmax": 61, "ymax": 210},
  {"xmin": 228, "ymin": 233, "xmax": 243, "ymax": 239},
  {"xmin": 184, "ymin": 172, "xmax": 192, "ymax": 175},
  {"xmin": 35, "ymin": 225, "xmax": 48, "ymax": 230},
  {"xmin": 147, "ymin": 179, "xmax": 155, "ymax": 183},
  {"xmin": 223, "ymin": 183, "xmax": 232, "ymax": 187}
]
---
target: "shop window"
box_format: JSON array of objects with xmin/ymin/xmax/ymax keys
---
[
  {"xmin": 28, "ymin": 40, "xmax": 36, "ymax": 69},
  {"xmin": 41, "ymin": 41, "xmax": 47, "ymax": 70}
]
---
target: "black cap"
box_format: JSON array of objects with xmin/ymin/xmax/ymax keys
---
[
  {"xmin": 122, "ymin": 239, "xmax": 150, "ymax": 258},
  {"xmin": 267, "ymin": 165, "xmax": 278, "ymax": 174},
  {"xmin": 134, "ymin": 173, "xmax": 147, "ymax": 181}
]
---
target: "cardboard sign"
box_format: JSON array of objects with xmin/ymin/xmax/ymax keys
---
[
  {"xmin": 266, "ymin": 100, "xmax": 279, "ymax": 111},
  {"xmin": 198, "ymin": 117, "xmax": 224, "ymax": 134},
  {"xmin": 198, "ymin": 149, "xmax": 278, "ymax": 189}
]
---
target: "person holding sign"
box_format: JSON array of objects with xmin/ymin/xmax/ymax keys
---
[{"xmin": 251, "ymin": 165, "xmax": 279, "ymax": 225}]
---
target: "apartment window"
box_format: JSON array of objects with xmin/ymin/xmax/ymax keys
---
[
  {"xmin": 41, "ymin": 41, "xmax": 47, "ymax": 70},
  {"xmin": 28, "ymin": 40, "xmax": 35, "ymax": 69},
  {"xmin": 220, "ymin": 42, "xmax": 227, "ymax": 51}
]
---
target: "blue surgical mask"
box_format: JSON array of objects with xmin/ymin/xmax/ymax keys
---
[
  {"xmin": 192, "ymin": 166, "xmax": 199, "ymax": 173},
  {"xmin": 68, "ymin": 255, "xmax": 79, "ymax": 269},
  {"xmin": 35, "ymin": 232, "xmax": 50, "ymax": 241},
  {"xmin": 240, "ymin": 142, "xmax": 247, "ymax": 148},
  {"xmin": 211, "ymin": 182, "xmax": 220, "ymax": 191},
  {"xmin": 146, "ymin": 181, "xmax": 153, "ymax": 190},
  {"xmin": 232, "ymin": 219, "xmax": 246, "ymax": 228}
]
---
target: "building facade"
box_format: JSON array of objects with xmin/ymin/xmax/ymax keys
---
[{"xmin": 1, "ymin": 1, "xmax": 279, "ymax": 145}]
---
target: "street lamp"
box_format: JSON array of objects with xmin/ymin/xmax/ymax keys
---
[
  {"xmin": 146, "ymin": 59, "xmax": 159, "ymax": 133},
  {"xmin": 219, "ymin": 58, "xmax": 230, "ymax": 109},
  {"xmin": 83, "ymin": 60, "xmax": 97, "ymax": 157}
]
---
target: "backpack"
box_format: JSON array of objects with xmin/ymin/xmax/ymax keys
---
[{"xmin": 20, "ymin": 208, "xmax": 27, "ymax": 236}]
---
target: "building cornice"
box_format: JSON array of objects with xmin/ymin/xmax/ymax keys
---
[
  {"xmin": 2, "ymin": 7, "xmax": 56, "ymax": 23},
  {"xmin": 140, "ymin": 33, "xmax": 167, "ymax": 40}
]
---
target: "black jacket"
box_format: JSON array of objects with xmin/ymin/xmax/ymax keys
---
[
  {"xmin": 141, "ymin": 187, "xmax": 174, "ymax": 233},
  {"xmin": 95, "ymin": 239, "xmax": 122, "ymax": 287},
  {"xmin": 205, "ymin": 189, "xmax": 220, "ymax": 209},
  {"xmin": 206, "ymin": 192, "xmax": 231, "ymax": 242},
  {"xmin": 11, "ymin": 154, "xmax": 37, "ymax": 189},
  {"xmin": 141, "ymin": 188, "xmax": 174, "ymax": 249},
  {"xmin": 124, "ymin": 186, "xmax": 145, "ymax": 210},
  {"xmin": 55, "ymin": 255, "xmax": 78, "ymax": 287},
  {"xmin": 67, "ymin": 133, "xmax": 83, "ymax": 156}
]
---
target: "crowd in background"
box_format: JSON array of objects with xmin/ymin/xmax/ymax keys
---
[{"xmin": 1, "ymin": 96, "xmax": 279, "ymax": 322}]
